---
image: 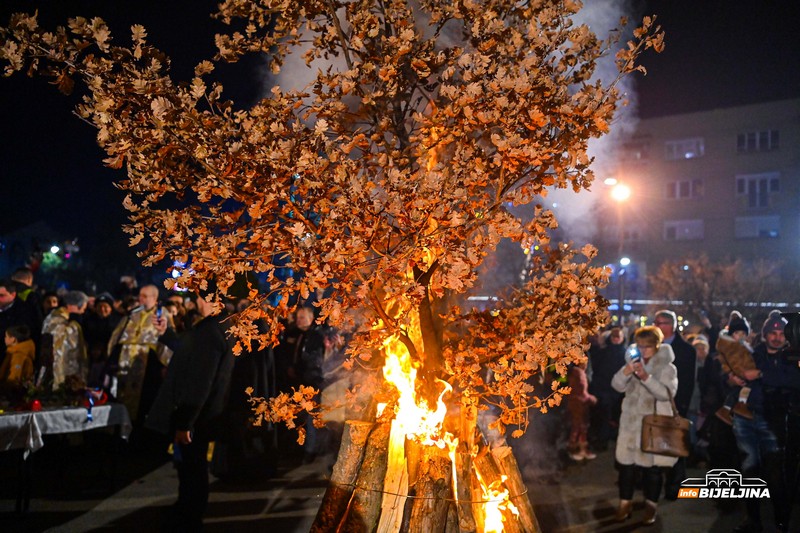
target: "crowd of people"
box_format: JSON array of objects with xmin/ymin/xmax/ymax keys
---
[
  {"xmin": 2, "ymin": 264, "xmax": 800, "ymax": 531},
  {"xmin": 571, "ymin": 309, "xmax": 800, "ymax": 532},
  {"xmin": 0, "ymin": 267, "xmax": 350, "ymax": 529}
]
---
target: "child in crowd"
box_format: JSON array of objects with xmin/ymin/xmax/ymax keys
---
[
  {"xmin": 0, "ymin": 324, "xmax": 36, "ymax": 394},
  {"xmin": 567, "ymin": 360, "xmax": 598, "ymax": 461},
  {"xmin": 714, "ymin": 311, "xmax": 755, "ymax": 423}
]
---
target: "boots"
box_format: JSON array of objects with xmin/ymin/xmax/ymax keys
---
[
  {"xmin": 715, "ymin": 406, "xmax": 733, "ymax": 425},
  {"xmin": 642, "ymin": 499, "xmax": 657, "ymax": 526},
  {"xmin": 614, "ymin": 499, "xmax": 632, "ymax": 522},
  {"xmin": 732, "ymin": 401, "xmax": 754, "ymax": 420}
]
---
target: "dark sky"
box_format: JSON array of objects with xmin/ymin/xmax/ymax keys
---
[{"xmin": 0, "ymin": 0, "xmax": 797, "ymax": 256}]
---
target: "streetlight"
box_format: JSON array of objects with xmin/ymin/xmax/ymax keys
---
[
  {"xmin": 609, "ymin": 181, "xmax": 632, "ymax": 318},
  {"xmin": 619, "ymin": 256, "xmax": 630, "ymax": 314},
  {"xmin": 610, "ymin": 183, "xmax": 631, "ymax": 203}
]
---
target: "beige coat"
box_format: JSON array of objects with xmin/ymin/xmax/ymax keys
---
[{"xmin": 611, "ymin": 344, "xmax": 679, "ymax": 468}]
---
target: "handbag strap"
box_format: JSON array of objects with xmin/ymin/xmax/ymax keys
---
[{"xmin": 652, "ymin": 386, "xmax": 680, "ymax": 418}]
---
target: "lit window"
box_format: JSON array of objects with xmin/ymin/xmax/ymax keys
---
[
  {"xmin": 734, "ymin": 216, "xmax": 780, "ymax": 239},
  {"xmin": 665, "ymin": 138, "xmax": 705, "ymax": 160},
  {"xmin": 663, "ymin": 219, "xmax": 704, "ymax": 241}
]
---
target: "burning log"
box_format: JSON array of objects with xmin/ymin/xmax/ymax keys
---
[
  {"xmin": 312, "ymin": 333, "xmax": 538, "ymax": 533},
  {"xmin": 454, "ymin": 448, "xmax": 478, "ymax": 532},
  {"xmin": 310, "ymin": 421, "xmax": 374, "ymax": 533},
  {"xmin": 491, "ymin": 445, "xmax": 541, "ymax": 533},
  {"xmin": 377, "ymin": 419, "xmax": 410, "ymax": 532},
  {"xmin": 473, "ymin": 444, "xmax": 523, "ymax": 533},
  {"xmin": 339, "ymin": 422, "xmax": 392, "ymax": 532},
  {"xmin": 407, "ymin": 444, "xmax": 452, "ymax": 531},
  {"xmin": 445, "ymin": 501, "xmax": 459, "ymax": 532}
]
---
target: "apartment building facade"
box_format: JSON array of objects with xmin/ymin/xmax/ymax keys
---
[{"xmin": 594, "ymin": 98, "xmax": 800, "ymax": 303}]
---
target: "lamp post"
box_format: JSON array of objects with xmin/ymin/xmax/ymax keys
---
[
  {"xmin": 609, "ymin": 182, "xmax": 631, "ymax": 317},
  {"xmin": 619, "ymin": 256, "xmax": 631, "ymax": 315}
]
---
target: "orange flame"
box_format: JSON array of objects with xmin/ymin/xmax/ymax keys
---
[
  {"xmin": 381, "ymin": 335, "xmax": 452, "ymax": 447},
  {"xmin": 475, "ymin": 471, "xmax": 520, "ymax": 532},
  {"xmin": 380, "ymin": 329, "xmax": 518, "ymax": 532}
]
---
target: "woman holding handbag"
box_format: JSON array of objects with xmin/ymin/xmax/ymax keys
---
[{"xmin": 611, "ymin": 325, "xmax": 679, "ymax": 526}]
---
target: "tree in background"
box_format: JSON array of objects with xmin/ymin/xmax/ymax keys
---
[
  {"xmin": 2, "ymin": 1, "xmax": 662, "ymax": 529},
  {"xmin": 648, "ymin": 253, "xmax": 799, "ymax": 328}
]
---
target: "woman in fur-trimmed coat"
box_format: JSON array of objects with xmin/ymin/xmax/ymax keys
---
[{"xmin": 610, "ymin": 325, "xmax": 679, "ymax": 526}]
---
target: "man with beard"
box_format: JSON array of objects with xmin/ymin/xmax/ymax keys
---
[{"xmin": 728, "ymin": 311, "xmax": 799, "ymax": 533}]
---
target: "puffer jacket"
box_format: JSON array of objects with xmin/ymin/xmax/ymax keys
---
[{"xmin": 612, "ymin": 344, "xmax": 679, "ymax": 468}]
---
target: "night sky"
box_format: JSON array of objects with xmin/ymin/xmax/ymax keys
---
[{"xmin": 0, "ymin": 0, "xmax": 797, "ymax": 259}]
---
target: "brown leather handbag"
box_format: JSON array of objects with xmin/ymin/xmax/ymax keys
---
[{"xmin": 640, "ymin": 393, "xmax": 692, "ymax": 458}]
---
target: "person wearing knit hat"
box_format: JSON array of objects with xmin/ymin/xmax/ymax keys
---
[
  {"xmin": 691, "ymin": 334, "xmax": 709, "ymax": 349},
  {"xmin": 715, "ymin": 311, "xmax": 757, "ymax": 422},
  {"xmin": 728, "ymin": 310, "xmax": 796, "ymax": 533},
  {"xmin": 727, "ymin": 310, "xmax": 750, "ymax": 336},
  {"xmin": 761, "ymin": 310, "xmax": 788, "ymax": 342}
]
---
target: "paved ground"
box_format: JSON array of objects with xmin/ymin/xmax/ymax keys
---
[{"xmin": 0, "ymin": 430, "xmax": 794, "ymax": 532}]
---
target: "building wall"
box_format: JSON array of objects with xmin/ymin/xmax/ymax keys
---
[{"xmin": 597, "ymin": 98, "xmax": 800, "ymax": 285}]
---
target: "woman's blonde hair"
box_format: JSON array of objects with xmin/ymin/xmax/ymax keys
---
[{"xmin": 634, "ymin": 325, "xmax": 664, "ymax": 348}]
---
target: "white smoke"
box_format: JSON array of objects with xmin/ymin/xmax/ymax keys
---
[
  {"xmin": 546, "ymin": 0, "xmax": 642, "ymax": 245},
  {"xmin": 256, "ymin": 1, "xmax": 641, "ymax": 276}
]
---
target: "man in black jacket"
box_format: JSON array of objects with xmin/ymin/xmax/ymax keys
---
[
  {"xmin": 146, "ymin": 289, "xmax": 235, "ymax": 531},
  {"xmin": 654, "ymin": 309, "xmax": 696, "ymax": 500}
]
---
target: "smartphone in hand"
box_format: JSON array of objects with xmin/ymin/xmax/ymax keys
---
[{"xmin": 626, "ymin": 344, "xmax": 641, "ymax": 364}]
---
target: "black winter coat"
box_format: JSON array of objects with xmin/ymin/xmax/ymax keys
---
[
  {"xmin": 145, "ymin": 312, "xmax": 235, "ymax": 439},
  {"xmin": 669, "ymin": 333, "xmax": 697, "ymax": 417}
]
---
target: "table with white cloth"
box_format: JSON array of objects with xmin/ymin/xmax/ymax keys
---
[{"xmin": 0, "ymin": 404, "xmax": 132, "ymax": 513}]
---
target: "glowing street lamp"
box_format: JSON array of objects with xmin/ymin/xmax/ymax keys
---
[
  {"xmin": 611, "ymin": 183, "xmax": 631, "ymax": 203},
  {"xmin": 604, "ymin": 179, "xmax": 633, "ymax": 319},
  {"xmin": 618, "ymin": 256, "xmax": 631, "ymax": 316}
]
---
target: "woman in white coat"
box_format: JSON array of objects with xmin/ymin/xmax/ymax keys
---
[{"xmin": 611, "ymin": 325, "xmax": 679, "ymax": 526}]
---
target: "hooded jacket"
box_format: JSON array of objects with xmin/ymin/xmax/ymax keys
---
[
  {"xmin": 0, "ymin": 338, "xmax": 35, "ymax": 384},
  {"xmin": 612, "ymin": 343, "xmax": 680, "ymax": 468}
]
